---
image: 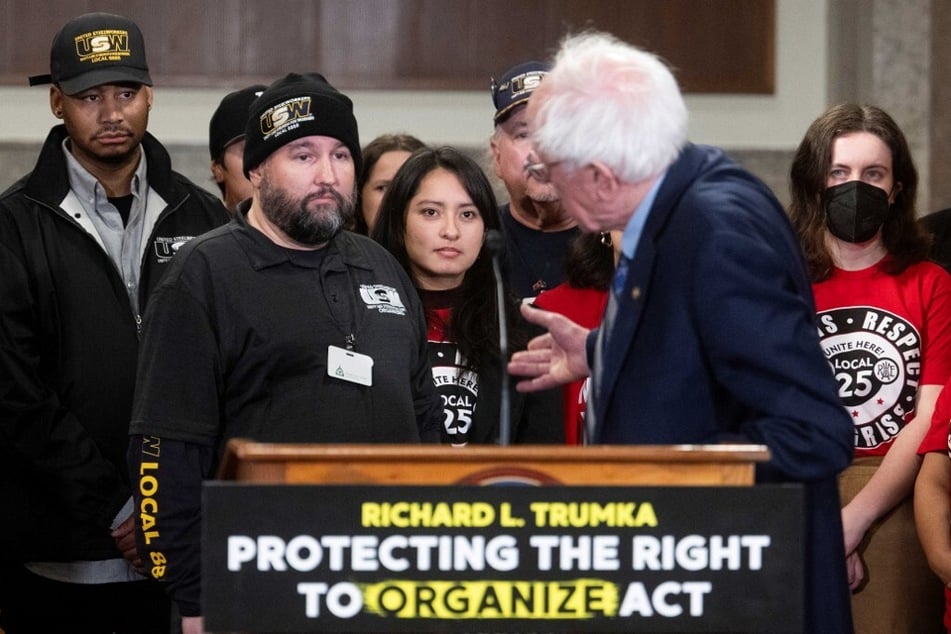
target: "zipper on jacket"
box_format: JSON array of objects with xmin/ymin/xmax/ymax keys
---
[{"xmin": 27, "ymin": 194, "xmax": 149, "ymax": 332}]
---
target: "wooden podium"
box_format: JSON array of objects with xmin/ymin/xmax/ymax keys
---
[
  {"xmin": 218, "ymin": 439, "xmax": 770, "ymax": 486},
  {"xmin": 205, "ymin": 441, "xmax": 804, "ymax": 632}
]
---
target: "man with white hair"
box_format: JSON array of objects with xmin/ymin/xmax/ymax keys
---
[{"xmin": 508, "ymin": 32, "xmax": 854, "ymax": 632}]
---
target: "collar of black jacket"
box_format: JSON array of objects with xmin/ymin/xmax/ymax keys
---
[{"xmin": 24, "ymin": 124, "xmax": 179, "ymax": 207}]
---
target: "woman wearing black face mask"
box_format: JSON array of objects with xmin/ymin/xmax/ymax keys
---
[{"xmin": 789, "ymin": 104, "xmax": 951, "ymax": 633}]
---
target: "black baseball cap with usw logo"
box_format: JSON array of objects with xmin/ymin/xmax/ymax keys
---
[{"xmin": 28, "ymin": 12, "xmax": 152, "ymax": 95}]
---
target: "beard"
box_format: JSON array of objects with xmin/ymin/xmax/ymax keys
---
[
  {"xmin": 525, "ymin": 179, "xmax": 559, "ymax": 204},
  {"xmin": 258, "ymin": 175, "xmax": 356, "ymax": 245}
]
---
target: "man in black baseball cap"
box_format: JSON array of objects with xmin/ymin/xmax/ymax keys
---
[
  {"xmin": 209, "ymin": 84, "xmax": 266, "ymax": 211},
  {"xmin": 27, "ymin": 11, "xmax": 157, "ymax": 171},
  {"xmin": 489, "ymin": 60, "xmax": 578, "ymax": 300},
  {"xmin": 0, "ymin": 12, "xmax": 228, "ymax": 633},
  {"xmin": 29, "ymin": 11, "xmax": 153, "ymax": 94},
  {"xmin": 491, "ymin": 60, "xmax": 548, "ymax": 125}
]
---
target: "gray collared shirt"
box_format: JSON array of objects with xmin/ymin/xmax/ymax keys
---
[{"xmin": 62, "ymin": 140, "xmax": 153, "ymax": 315}]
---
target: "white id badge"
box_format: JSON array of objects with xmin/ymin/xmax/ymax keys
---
[{"xmin": 327, "ymin": 345, "xmax": 374, "ymax": 386}]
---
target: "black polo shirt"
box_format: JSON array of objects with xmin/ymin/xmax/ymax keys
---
[{"xmin": 130, "ymin": 209, "xmax": 440, "ymax": 455}]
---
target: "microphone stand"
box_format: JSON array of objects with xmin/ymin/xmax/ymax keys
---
[{"xmin": 485, "ymin": 230, "xmax": 511, "ymax": 446}]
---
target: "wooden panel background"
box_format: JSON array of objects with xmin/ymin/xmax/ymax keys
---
[{"xmin": 0, "ymin": 0, "xmax": 774, "ymax": 93}]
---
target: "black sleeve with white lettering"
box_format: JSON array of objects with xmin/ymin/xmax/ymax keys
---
[{"xmin": 128, "ymin": 435, "xmax": 214, "ymax": 617}]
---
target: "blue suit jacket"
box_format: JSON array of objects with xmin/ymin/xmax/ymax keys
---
[{"xmin": 588, "ymin": 144, "xmax": 855, "ymax": 633}]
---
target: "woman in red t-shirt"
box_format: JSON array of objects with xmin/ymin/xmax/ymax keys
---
[{"xmin": 789, "ymin": 104, "xmax": 951, "ymax": 632}]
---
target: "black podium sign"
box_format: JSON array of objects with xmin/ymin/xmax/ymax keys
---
[{"xmin": 203, "ymin": 484, "xmax": 803, "ymax": 632}]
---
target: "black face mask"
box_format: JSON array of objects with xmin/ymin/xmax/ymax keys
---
[{"xmin": 822, "ymin": 180, "xmax": 891, "ymax": 243}]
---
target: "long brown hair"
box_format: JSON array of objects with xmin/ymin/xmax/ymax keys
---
[
  {"xmin": 788, "ymin": 104, "xmax": 930, "ymax": 281},
  {"xmin": 372, "ymin": 146, "xmax": 528, "ymax": 369},
  {"xmin": 351, "ymin": 133, "xmax": 427, "ymax": 234}
]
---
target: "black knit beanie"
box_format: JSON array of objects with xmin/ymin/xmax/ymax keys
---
[{"xmin": 243, "ymin": 72, "xmax": 361, "ymax": 177}]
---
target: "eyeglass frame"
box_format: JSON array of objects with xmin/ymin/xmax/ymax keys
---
[{"xmin": 522, "ymin": 153, "xmax": 564, "ymax": 185}]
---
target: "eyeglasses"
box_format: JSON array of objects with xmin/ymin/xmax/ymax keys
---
[{"xmin": 522, "ymin": 153, "xmax": 562, "ymax": 185}]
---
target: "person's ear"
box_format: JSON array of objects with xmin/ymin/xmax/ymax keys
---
[
  {"xmin": 489, "ymin": 137, "xmax": 503, "ymax": 179},
  {"xmin": 590, "ymin": 161, "xmax": 620, "ymax": 199},
  {"xmin": 889, "ymin": 181, "xmax": 903, "ymax": 204},
  {"xmin": 211, "ymin": 160, "xmax": 226, "ymax": 185},
  {"xmin": 248, "ymin": 164, "xmax": 264, "ymax": 188},
  {"xmin": 50, "ymin": 86, "xmax": 64, "ymax": 119}
]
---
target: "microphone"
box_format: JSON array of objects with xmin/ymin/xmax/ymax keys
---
[{"xmin": 484, "ymin": 229, "xmax": 511, "ymax": 446}]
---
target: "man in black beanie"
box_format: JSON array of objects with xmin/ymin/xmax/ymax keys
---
[{"xmin": 126, "ymin": 72, "xmax": 441, "ymax": 633}]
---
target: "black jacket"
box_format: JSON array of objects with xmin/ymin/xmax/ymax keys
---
[{"xmin": 0, "ymin": 125, "xmax": 229, "ymax": 562}]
